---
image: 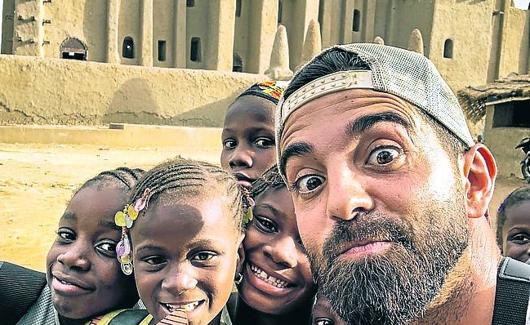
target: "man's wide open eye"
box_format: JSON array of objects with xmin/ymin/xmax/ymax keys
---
[
  {"xmin": 367, "ymin": 147, "xmax": 402, "ymax": 166},
  {"xmin": 295, "ymin": 175, "xmax": 325, "ymax": 194}
]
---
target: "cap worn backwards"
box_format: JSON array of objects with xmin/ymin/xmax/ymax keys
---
[{"xmin": 275, "ymin": 43, "xmax": 474, "ymax": 176}]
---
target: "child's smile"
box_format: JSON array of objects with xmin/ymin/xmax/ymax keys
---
[
  {"xmin": 131, "ymin": 195, "xmax": 243, "ymax": 325},
  {"xmin": 239, "ymin": 185, "xmax": 315, "ymax": 314},
  {"xmin": 46, "ymin": 186, "xmax": 137, "ymax": 320}
]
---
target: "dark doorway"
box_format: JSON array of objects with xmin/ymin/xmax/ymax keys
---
[{"xmin": 60, "ymin": 37, "xmax": 88, "ymax": 61}]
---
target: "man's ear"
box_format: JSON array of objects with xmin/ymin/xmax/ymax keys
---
[
  {"xmin": 462, "ymin": 144, "xmax": 497, "ymax": 219},
  {"xmin": 236, "ymin": 233, "xmax": 245, "ymax": 274}
]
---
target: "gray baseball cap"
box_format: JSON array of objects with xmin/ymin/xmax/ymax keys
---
[{"xmin": 276, "ymin": 43, "xmax": 474, "ymax": 174}]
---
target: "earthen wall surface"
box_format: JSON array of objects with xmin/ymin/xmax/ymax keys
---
[{"xmin": 0, "ymin": 54, "xmax": 265, "ymax": 126}]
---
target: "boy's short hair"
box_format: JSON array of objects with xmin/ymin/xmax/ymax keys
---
[{"xmin": 497, "ymin": 186, "xmax": 530, "ymax": 246}]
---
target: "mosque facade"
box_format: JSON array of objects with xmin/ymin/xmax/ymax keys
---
[{"xmin": 0, "ymin": 0, "xmax": 528, "ymax": 129}]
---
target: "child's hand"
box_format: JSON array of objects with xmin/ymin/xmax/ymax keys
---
[{"xmin": 156, "ymin": 308, "xmax": 189, "ymax": 325}]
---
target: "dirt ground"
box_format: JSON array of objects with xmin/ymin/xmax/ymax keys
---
[
  {"xmin": 0, "ymin": 143, "xmax": 220, "ymax": 271},
  {"xmin": 0, "ymin": 143, "xmax": 526, "ymax": 272}
]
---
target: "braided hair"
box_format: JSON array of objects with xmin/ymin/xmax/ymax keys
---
[
  {"xmin": 497, "ymin": 186, "xmax": 530, "ymax": 246},
  {"xmin": 129, "ymin": 157, "xmax": 248, "ymax": 232},
  {"xmin": 252, "ymin": 165, "xmax": 286, "ymax": 198},
  {"xmin": 76, "ymin": 167, "xmax": 144, "ymax": 193}
]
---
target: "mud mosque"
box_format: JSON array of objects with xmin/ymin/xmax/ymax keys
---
[{"xmin": 0, "ymin": 0, "xmax": 528, "ymax": 129}]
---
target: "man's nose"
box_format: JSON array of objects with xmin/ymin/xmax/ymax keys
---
[{"xmin": 325, "ymin": 164, "xmax": 374, "ymax": 221}]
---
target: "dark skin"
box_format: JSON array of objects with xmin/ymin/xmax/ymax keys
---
[
  {"xmin": 46, "ymin": 185, "xmax": 138, "ymax": 325},
  {"xmin": 501, "ymin": 201, "xmax": 530, "ymax": 263},
  {"xmin": 130, "ymin": 194, "xmax": 244, "ymax": 325},
  {"xmin": 311, "ymin": 295, "xmax": 347, "ymax": 325},
  {"xmin": 236, "ymin": 186, "xmax": 315, "ymax": 325},
  {"xmin": 221, "ymin": 96, "xmax": 276, "ymax": 188}
]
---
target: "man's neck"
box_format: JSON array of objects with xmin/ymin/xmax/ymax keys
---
[{"xmin": 413, "ymin": 218, "xmax": 500, "ymax": 325}]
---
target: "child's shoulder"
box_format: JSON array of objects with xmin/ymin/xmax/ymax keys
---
[
  {"xmin": 0, "ymin": 261, "xmax": 48, "ymax": 325},
  {"xmin": 86, "ymin": 309, "xmax": 152, "ymax": 325}
]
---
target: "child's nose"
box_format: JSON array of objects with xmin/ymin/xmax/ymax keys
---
[
  {"xmin": 57, "ymin": 244, "xmax": 91, "ymax": 271},
  {"xmin": 229, "ymin": 146, "xmax": 253, "ymax": 169},
  {"xmin": 162, "ymin": 268, "xmax": 198, "ymax": 295},
  {"xmin": 264, "ymin": 236, "xmax": 299, "ymax": 269}
]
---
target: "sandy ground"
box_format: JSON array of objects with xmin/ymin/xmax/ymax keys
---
[
  {"xmin": 0, "ymin": 143, "xmax": 220, "ymax": 271},
  {"xmin": 0, "ymin": 143, "xmax": 527, "ymax": 272}
]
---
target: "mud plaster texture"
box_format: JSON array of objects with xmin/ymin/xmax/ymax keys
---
[{"xmin": 0, "ymin": 54, "xmax": 265, "ymax": 126}]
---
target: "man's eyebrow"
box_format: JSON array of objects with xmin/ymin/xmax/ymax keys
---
[
  {"xmin": 280, "ymin": 142, "xmax": 313, "ymax": 175},
  {"xmin": 346, "ymin": 112, "xmax": 411, "ymax": 137}
]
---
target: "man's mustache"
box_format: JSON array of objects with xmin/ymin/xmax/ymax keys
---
[{"xmin": 322, "ymin": 212, "xmax": 414, "ymax": 263}]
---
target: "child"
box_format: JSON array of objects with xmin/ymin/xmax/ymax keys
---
[
  {"xmin": 497, "ymin": 186, "xmax": 530, "ymax": 263},
  {"xmin": 114, "ymin": 158, "xmax": 247, "ymax": 325},
  {"xmin": 311, "ymin": 294, "xmax": 347, "ymax": 325},
  {"xmin": 234, "ymin": 166, "xmax": 316, "ymax": 324},
  {"xmin": 220, "ymin": 81, "xmax": 286, "ymax": 188},
  {"xmin": 5, "ymin": 167, "xmax": 143, "ymax": 325}
]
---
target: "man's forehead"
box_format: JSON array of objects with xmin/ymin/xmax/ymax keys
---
[{"xmin": 282, "ymin": 88, "xmax": 419, "ymax": 138}]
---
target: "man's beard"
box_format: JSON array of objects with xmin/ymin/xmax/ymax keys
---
[{"xmin": 308, "ymin": 201, "xmax": 468, "ymax": 325}]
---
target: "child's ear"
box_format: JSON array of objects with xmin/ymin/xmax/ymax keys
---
[
  {"xmin": 236, "ymin": 233, "xmax": 245, "ymax": 274},
  {"xmin": 462, "ymin": 144, "xmax": 497, "ymax": 219}
]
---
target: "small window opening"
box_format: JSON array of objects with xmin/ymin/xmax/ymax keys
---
[
  {"xmin": 158, "ymin": 40, "xmax": 166, "ymax": 61},
  {"xmin": 492, "ymin": 101, "xmax": 530, "ymax": 128},
  {"xmin": 233, "ymin": 53, "xmax": 243, "ymax": 72},
  {"xmin": 186, "ymin": 0, "xmax": 195, "ymax": 7},
  {"xmin": 60, "ymin": 37, "xmax": 87, "ymax": 61},
  {"xmin": 352, "ymin": 9, "xmax": 361, "ymax": 32},
  {"xmin": 278, "ymin": 0, "xmax": 283, "ymax": 23},
  {"xmin": 443, "ymin": 39, "xmax": 453, "ymax": 58},
  {"xmin": 122, "ymin": 37, "xmax": 135, "ymax": 59},
  {"xmin": 236, "ymin": 0, "xmax": 242, "ymax": 17},
  {"xmin": 190, "ymin": 37, "xmax": 201, "ymax": 62}
]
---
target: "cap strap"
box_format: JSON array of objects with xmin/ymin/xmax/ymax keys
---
[{"xmin": 280, "ymin": 70, "xmax": 373, "ymax": 123}]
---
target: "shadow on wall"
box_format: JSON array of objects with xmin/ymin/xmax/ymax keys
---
[
  {"xmin": 83, "ymin": 0, "xmax": 107, "ymax": 62},
  {"xmin": 104, "ymin": 77, "xmax": 241, "ymax": 127},
  {"xmin": 104, "ymin": 78, "xmax": 161, "ymax": 125}
]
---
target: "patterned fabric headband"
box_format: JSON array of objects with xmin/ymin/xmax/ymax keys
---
[{"xmin": 237, "ymin": 80, "xmax": 288, "ymax": 105}]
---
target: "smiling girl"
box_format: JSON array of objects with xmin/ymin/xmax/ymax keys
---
[
  {"xmin": 497, "ymin": 186, "xmax": 530, "ymax": 263},
  {"xmin": 5, "ymin": 167, "xmax": 143, "ymax": 325},
  {"xmin": 234, "ymin": 166, "xmax": 316, "ymax": 325},
  {"xmin": 113, "ymin": 158, "xmax": 247, "ymax": 325}
]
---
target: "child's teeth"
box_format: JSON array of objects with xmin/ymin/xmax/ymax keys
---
[
  {"xmin": 166, "ymin": 301, "xmax": 200, "ymax": 312},
  {"xmin": 250, "ymin": 264, "xmax": 290, "ymax": 288}
]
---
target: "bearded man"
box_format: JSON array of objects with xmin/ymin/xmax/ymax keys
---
[{"xmin": 276, "ymin": 44, "xmax": 530, "ymax": 325}]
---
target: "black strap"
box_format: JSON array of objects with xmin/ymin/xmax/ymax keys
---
[
  {"xmin": 0, "ymin": 261, "xmax": 47, "ymax": 325},
  {"xmin": 492, "ymin": 257, "xmax": 530, "ymax": 325}
]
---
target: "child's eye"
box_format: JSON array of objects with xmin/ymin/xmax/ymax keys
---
[
  {"xmin": 143, "ymin": 255, "xmax": 167, "ymax": 266},
  {"xmin": 56, "ymin": 228, "xmax": 76, "ymax": 243},
  {"xmin": 254, "ymin": 216, "xmax": 278, "ymax": 233},
  {"xmin": 314, "ymin": 318, "xmax": 334, "ymax": 325},
  {"xmin": 223, "ymin": 139, "xmax": 237, "ymax": 149},
  {"xmin": 95, "ymin": 240, "xmax": 117, "ymax": 257},
  {"xmin": 254, "ymin": 137, "xmax": 274, "ymax": 148},
  {"xmin": 511, "ymin": 233, "xmax": 530, "ymax": 244},
  {"xmin": 191, "ymin": 251, "xmax": 217, "ymax": 261}
]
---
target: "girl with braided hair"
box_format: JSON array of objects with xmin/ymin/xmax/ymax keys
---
[
  {"xmin": 111, "ymin": 158, "xmax": 248, "ymax": 325},
  {"xmin": 234, "ymin": 165, "xmax": 316, "ymax": 325},
  {"xmin": 2, "ymin": 167, "xmax": 145, "ymax": 325}
]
